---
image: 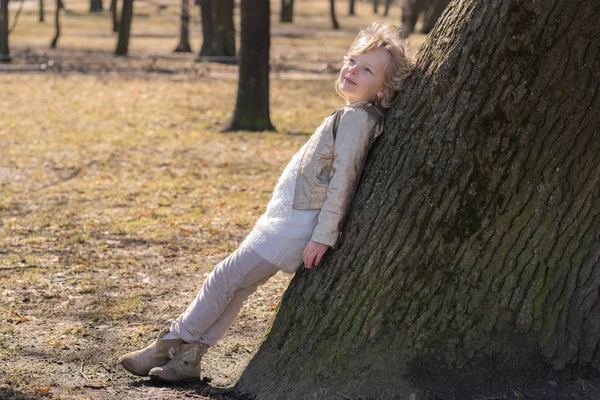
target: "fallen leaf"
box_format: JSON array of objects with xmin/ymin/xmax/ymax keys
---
[
  {"xmin": 34, "ymin": 386, "xmax": 51, "ymax": 393},
  {"xmin": 201, "ymin": 248, "xmax": 220, "ymax": 253},
  {"xmin": 131, "ymin": 284, "xmax": 144, "ymax": 289},
  {"xmin": 15, "ymin": 317, "xmax": 29, "ymax": 325}
]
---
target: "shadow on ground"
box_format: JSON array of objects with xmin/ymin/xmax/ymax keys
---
[
  {"xmin": 133, "ymin": 378, "xmax": 240, "ymax": 399},
  {"xmin": 0, "ymin": 387, "xmax": 43, "ymax": 400}
]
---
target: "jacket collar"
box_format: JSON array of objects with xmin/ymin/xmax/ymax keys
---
[{"xmin": 345, "ymin": 100, "xmax": 386, "ymax": 121}]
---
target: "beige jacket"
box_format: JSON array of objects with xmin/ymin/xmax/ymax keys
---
[{"xmin": 291, "ymin": 101, "xmax": 385, "ymax": 248}]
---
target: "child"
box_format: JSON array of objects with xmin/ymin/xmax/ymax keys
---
[{"xmin": 118, "ymin": 21, "xmax": 413, "ymax": 383}]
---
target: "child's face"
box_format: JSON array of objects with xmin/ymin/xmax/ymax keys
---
[{"xmin": 338, "ymin": 48, "xmax": 389, "ymax": 104}]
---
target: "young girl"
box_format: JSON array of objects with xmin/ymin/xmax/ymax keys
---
[{"xmin": 119, "ymin": 21, "xmax": 412, "ymax": 383}]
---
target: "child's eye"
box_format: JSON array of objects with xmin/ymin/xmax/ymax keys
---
[{"xmin": 365, "ymin": 67, "xmax": 372, "ymax": 73}]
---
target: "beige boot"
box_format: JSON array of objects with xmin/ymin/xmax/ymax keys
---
[
  {"xmin": 148, "ymin": 341, "xmax": 209, "ymax": 383},
  {"xmin": 118, "ymin": 327, "xmax": 183, "ymax": 376}
]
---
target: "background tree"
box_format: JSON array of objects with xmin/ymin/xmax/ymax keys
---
[
  {"xmin": 400, "ymin": 0, "xmax": 449, "ymax": 38},
  {"xmin": 90, "ymin": 0, "xmax": 103, "ymax": 12},
  {"xmin": 400, "ymin": 0, "xmax": 423, "ymax": 38},
  {"xmin": 224, "ymin": 0, "xmax": 274, "ymax": 132},
  {"xmin": 39, "ymin": 0, "xmax": 44, "ymax": 22},
  {"xmin": 329, "ymin": 0, "xmax": 339, "ymax": 29},
  {"xmin": 420, "ymin": 0, "xmax": 449, "ymax": 33},
  {"xmin": 373, "ymin": 0, "xmax": 378, "ymax": 13},
  {"xmin": 110, "ymin": 0, "xmax": 118, "ymax": 32},
  {"xmin": 197, "ymin": 0, "xmax": 235, "ymax": 62},
  {"xmin": 383, "ymin": 0, "xmax": 393, "ymax": 16},
  {"xmin": 50, "ymin": 0, "xmax": 61, "ymax": 48},
  {"xmin": 235, "ymin": 0, "xmax": 600, "ymax": 398},
  {"xmin": 280, "ymin": 0, "xmax": 293, "ymax": 22},
  {"xmin": 0, "ymin": 0, "xmax": 9, "ymax": 62},
  {"xmin": 348, "ymin": 0, "xmax": 355, "ymax": 16},
  {"xmin": 114, "ymin": 0, "xmax": 133, "ymax": 56},
  {"xmin": 174, "ymin": 0, "xmax": 192, "ymax": 52}
]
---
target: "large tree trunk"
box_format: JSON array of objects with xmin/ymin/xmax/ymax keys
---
[
  {"xmin": 90, "ymin": 0, "xmax": 103, "ymax": 12},
  {"xmin": 0, "ymin": 0, "xmax": 9, "ymax": 62},
  {"xmin": 224, "ymin": 0, "xmax": 274, "ymax": 132},
  {"xmin": 115, "ymin": 0, "xmax": 133, "ymax": 56},
  {"xmin": 174, "ymin": 0, "xmax": 192, "ymax": 52},
  {"xmin": 197, "ymin": 0, "xmax": 235, "ymax": 62},
  {"xmin": 39, "ymin": 0, "xmax": 45, "ymax": 22},
  {"xmin": 236, "ymin": 0, "xmax": 600, "ymax": 398},
  {"xmin": 280, "ymin": 0, "xmax": 293, "ymax": 22}
]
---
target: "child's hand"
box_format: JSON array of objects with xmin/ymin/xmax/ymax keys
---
[{"xmin": 303, "ymin": 241, "xmax": 330, "ymax": 269}]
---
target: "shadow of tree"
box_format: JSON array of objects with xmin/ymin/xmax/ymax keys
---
[
  {"xmin": 132, "ymin": 378, "xmax": 239, "ymax": 399},
  {"xmin": 0, "ymin": 387, "xmax": 43, "ymax": 400}
]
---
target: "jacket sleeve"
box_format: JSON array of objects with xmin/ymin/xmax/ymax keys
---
[{"xmin": 310, "ymin": 107, "xmax": 377, "ymax": 248}]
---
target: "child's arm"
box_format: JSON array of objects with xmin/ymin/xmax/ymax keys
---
[{"xmin": 310, "ymin": 107, "xmax": 378, "ymax": 249}]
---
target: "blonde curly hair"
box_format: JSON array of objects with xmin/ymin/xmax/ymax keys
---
[{"xmin": 336, "ymin": 21, "xmax": 414, "ymax": 109}]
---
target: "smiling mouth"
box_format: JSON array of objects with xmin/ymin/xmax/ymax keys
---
[{"xmin": 343, "ymin": 76, "xmax": 356, "ymax": 85}]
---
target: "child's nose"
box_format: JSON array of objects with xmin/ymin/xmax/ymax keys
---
[{"xmin": 349, "ymin": 65, "xmax": 358, "ymax": 75}]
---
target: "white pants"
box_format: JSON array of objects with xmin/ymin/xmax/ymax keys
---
[{"xmin": 168, "ymin": 242, "xmax": 281, "ymax": 346}]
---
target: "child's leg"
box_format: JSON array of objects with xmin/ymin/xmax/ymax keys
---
[{"xmin": 168, "ymin": 243, "xmax": 280, "ymax": 345}]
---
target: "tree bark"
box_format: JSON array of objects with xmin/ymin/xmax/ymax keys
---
[
  {"xmin": 197, "ymin": 0, "xmax": 235, "ymax": 62},
  {"xmin": 110, "ymin": 0, "xmax": 119, "ymax": 32},
  {"xmin": 90, "ymin": 0, "xmax": 103, "ymax": 12},
  {"xmin": 420, "ymin": 0, "xmax": 449, "ymax": 33},
  {"xmin": 115, "ymin": 0, "xmax": 133, "ymax": 56},
  {"xmin": 280, "ymin": 0, "xmax": 293, "ymax": 22},
  {"xmin": 236, "ymin": 0, "xmax": 600, "ymax": 398},
  {"xmin": 39, "ymin": 0, "xmax": 45, "ymax": 22},
  {"xmin": 50, "ymin": 0, "xmax": 60, "ymax": 48},
  {"xmin": 174, "ymin": 0, "xmax": 192, "ymax": 52},
  {"xmin": 224, "ymin": 0, "xmax": 274, "ymax": 132},
  {"xmin": 0, "ymin": 0, "xmax": 9, "ymax": 62},
  {"xmin": 348, "ymin": 0, "xmax": 355, "ymax": 16},
  {"xmin": 329, "ymin": 0, "xmax": 339, "ymax": 29}
]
